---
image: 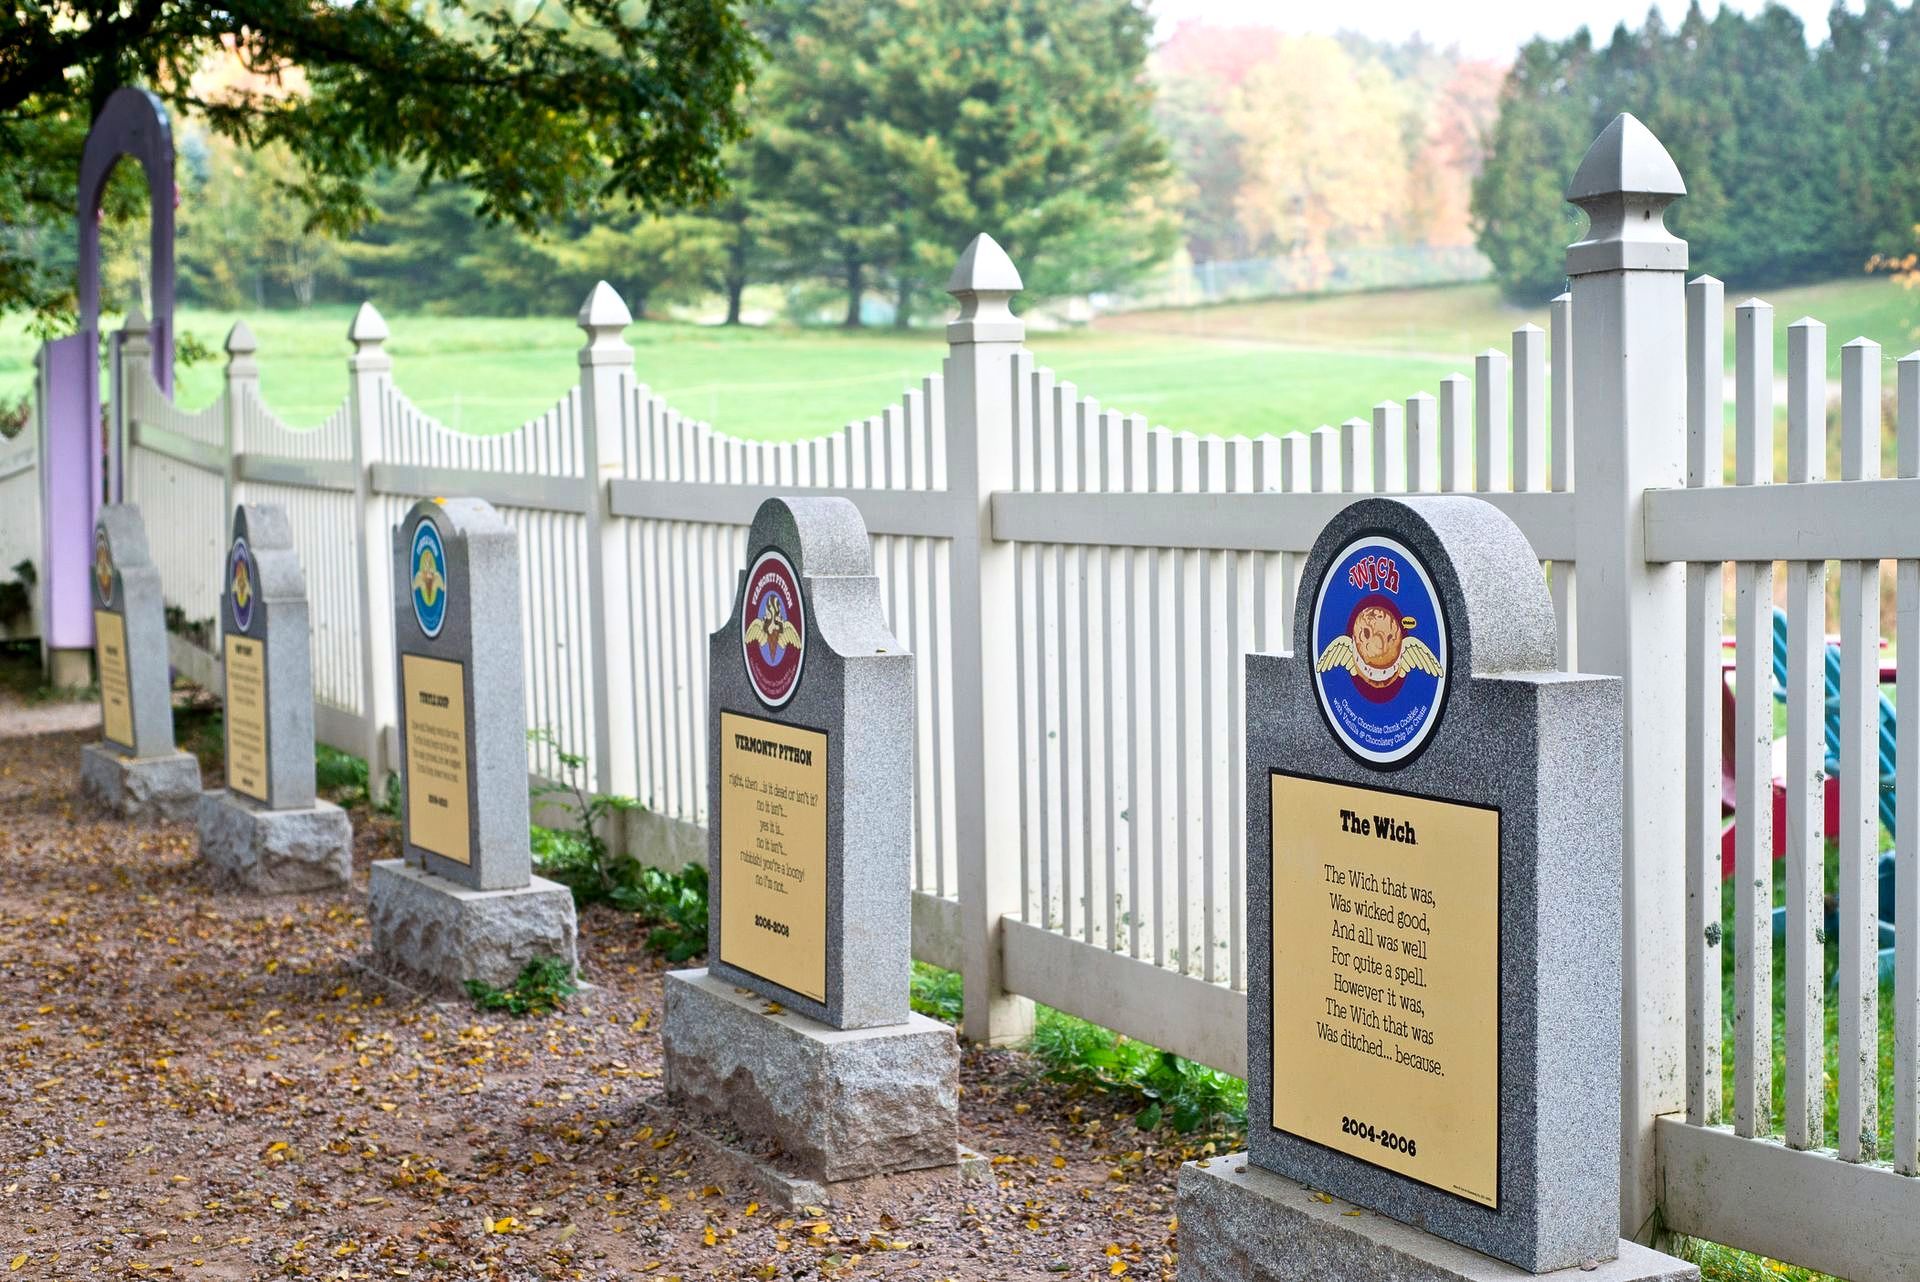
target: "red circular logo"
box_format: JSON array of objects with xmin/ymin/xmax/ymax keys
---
[{"xmin": 742, "ymin": 549, "xmax": 806, "ymax": 708}]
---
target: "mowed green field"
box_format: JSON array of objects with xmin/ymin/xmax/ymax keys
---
[{"xmin": 3, "ymin": 277, "xmax": 1914, "ymax": 443}]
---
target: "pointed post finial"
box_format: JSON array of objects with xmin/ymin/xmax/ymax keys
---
[
  {"xmin": 1565, "ymin": 113, "xmax": 1688, "ymax": 277},
  {"xmin": 122, "ymin": 306, "xmax": 151, "ymax": 337},
  {"xmin": 224, "ymin": 319, "xmax": 258, "ymax": 379},
  {"xmin": 348, "ymin": 301, "xmax": 389, "ymax": 349},
  {"xmin": 577, "ymin": 281, "xmax": 633, "ymax": 367},
  {"xmin": 946, "ymin": 233, "xmax": 1024, "ymax": 344},
  {"xmin": 348, "ymin": 301, "xmax": 390, "ymax": 372}
]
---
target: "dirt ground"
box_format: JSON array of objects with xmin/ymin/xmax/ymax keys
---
[{"xmin": 0, "ymin": 707, "xmax": 1214, "ymax": 1280}]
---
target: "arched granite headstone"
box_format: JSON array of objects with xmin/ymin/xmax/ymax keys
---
[
  {"xmin": 1177, "ymin": 496, "xmax": 1688, "ymax": 1281},
  {"xmin": 663, "ymin": 497, "xmax": 960, "ymax": 1206},
  {"xmin": 365, "ymin": 497, "xmax": 578, "ymax": 993},
  {"xmin": 196, "ymin": 505, "xmax": 352, "ymax": 893},
  {"xmin": 77, "ymin": 504, "xmax": 199, "ymax": 820}
]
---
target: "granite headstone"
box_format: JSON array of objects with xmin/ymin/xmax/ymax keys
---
[
  {"xmin": 365, "ymin": 497, "xmax": 578, "ymax": 992},
  {"xmin": 1177, "ymin": 496, "xmax": 1691, "ymax": 1281},
  {"xmin": 195, "ymin": 504, "xmax": 352, "ymax": 892},
  {"xmin": 663, "ymin": 496, "xmax": 959, "ymax": 1204},
  {"xmin": 77, "ymin": 504, "xmax": 200, "ymax": 820}
]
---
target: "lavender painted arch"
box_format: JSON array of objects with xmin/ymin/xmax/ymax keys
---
[{"xmin": 41, "ymin": 88, "xmax": 176, "ymax": 654}]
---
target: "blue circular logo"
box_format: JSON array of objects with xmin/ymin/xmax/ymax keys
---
[
  {"xmin": 1311, "ymin": 534, "xmax": 1448, "ymax": 767},
  {"xmin": 228, "ymin": 537, "xmax": 255, "ymax": 634},
  {"xmin": 410, "ymin": 518, "xmax": 449, "ymax": 639}
]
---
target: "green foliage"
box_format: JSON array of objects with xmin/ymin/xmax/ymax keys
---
[
  {"xmin": 1671, "ymin": 1236, "xmax": 1835, "ymax": 1282},
  {"xmin": 616, "ymin": 862, "xmax": 711, "ymax": 963},
  {"xmin": 909, "ymin": 960, "xmax": 964, "ymax": 1024},
  {"xmin": 524, "ymin": 728, "xmax": 707, "ymax": 961},
  {"xmin": 743, "ymin": 0, "xmax": 1176, "ymax": 324},
  {"xmin": 1473, "ymin": 2, "xmax": 1920, "ymax": 300},
  {"xmin": 1, "ymin": 0, "xmax": 760, "ymax": 324},
  {"xmin": 463, "ymin": 956, "xmax": 578, "ymax": 1017},
  {"xmin": 911, "ymin": 962, "xmax": 1245, "ymax": 1137},
  {"xmin": 526, "ymin": 728, "xmax": 644, "ymax": 896}
]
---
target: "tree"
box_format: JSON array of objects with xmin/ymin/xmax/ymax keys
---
[
  {"xmin": 0, "ymin": 0, "xmax": 760, "ymax": 324},
  {"xmin": 1225, "ymin": 37, "xmax": 1412, "ymax": 286},
  {"xmin": 747, "ymin": 0, "xmax": 1176, "ymax": 326}
]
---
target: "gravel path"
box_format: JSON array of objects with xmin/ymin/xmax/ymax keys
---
[{"xmin": 0, "ymin": 719, "xmax": 1208, "ymax": 1280}]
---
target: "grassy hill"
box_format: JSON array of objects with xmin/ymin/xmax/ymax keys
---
[{"xmin": 3, "ymin": 276, "xmax": 1913, "ymax": 445}]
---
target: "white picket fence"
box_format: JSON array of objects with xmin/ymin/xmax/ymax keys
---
[{"xmin": 8, "ymin": 115, "xmax": 1918, "ymax": 1277}]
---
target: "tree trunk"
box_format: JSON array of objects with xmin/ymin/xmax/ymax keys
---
[
  {"xmin": 842, "ymin": 258, "xmax": 864, "ymax": 328},
  {"xmin": 724, "ymin": 226, "xmax": 749, "ymax": 325},
  {"xmin": 724, "ymin": 277, "xmax": 746, "ymax": 326},
  {"xmin": 893, "ymin": 276, "xmax": 913, "ymax": 330}
]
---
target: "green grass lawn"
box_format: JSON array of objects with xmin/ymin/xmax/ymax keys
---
[{"xmin": 5, "ymin": 275, "xmax": 1916, "ymax": 450}]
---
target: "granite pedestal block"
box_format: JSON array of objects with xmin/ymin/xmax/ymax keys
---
[
  {"xmin": 1176, "ymin": 1158, "xmax": 1698, "ymax": 1282},
  {"xmin": 197, "ymin": 789, "xmax": 351, "ymax": 893},
  {"xmin": 366, "ymin": 859, "xmax": 578, "ymax": 994},
  {"xmin": 79, "ymin": 742, "xmax": 201, "ymax": 821},
  {"xmin": 663, "ymin": 968, "xmax": 959, "ymax": 1189}
]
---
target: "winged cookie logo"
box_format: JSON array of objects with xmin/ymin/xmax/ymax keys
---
[
  {"xmin": 93, "ymin": 528, "xmax": 114, "ymax": 608},
  {"xmin": 1311, "ymin": 536, "xmax": 1448, "ymax": 766},
  {"xmin": 741, "ymin": 549, "xmax": 805, "ymax": 708},
  {"xmin": 410, "ymin": 517, "xmax": 449, "ymax": 639},
  {"xmin": 229, "ymin": 538, "xmax": 255, "ymax": 633}
]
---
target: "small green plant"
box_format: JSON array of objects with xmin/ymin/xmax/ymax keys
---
[
  {"xmin": 315, "ymin": 742, "xmax": 370, "ymax": 806},
  {"xmin": 464, "ymin": 956, "xmax": 578, "ymax": 1016},
  {"xmin": 615, "ymin": 862, "xmax": 709, "ymax": 962},
  {"xmin": 910, "ymin": 961, "xmax": 963, "ymax": 1023},
  {"xmin": 526, "ymin": 728, "xmax": 644, "ymax": 902}
]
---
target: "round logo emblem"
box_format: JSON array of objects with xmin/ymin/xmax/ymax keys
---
[
  {"xmin": 410, "ymin": 517, "xmax": 449, "ymax": 639},
  {"xmin": 93, "ymin": 527, "xmax": 114, "ymax": 608},
  {"xmin": 228, "ymin": 537, "xmax": 255, "ymax": 634},
  {"xmin": 1311, "ymin": 534, "xmax": 1449, "ymax": 767},
  {"xmin": 741, "ymin": 549, "xmax": 806, "ymax": 708}
]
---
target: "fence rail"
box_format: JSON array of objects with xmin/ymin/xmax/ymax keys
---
[{"xmin": 7, "ymin": 115, "xmax": 1916, "ymax": 1281}]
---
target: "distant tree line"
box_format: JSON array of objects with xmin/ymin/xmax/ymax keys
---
[
  {"xmin": 175, "ymin": 0, "xmax": 1175, "ymax": 326},
  {"xmin": 1474, "ymin": 0, "xmax": 1920, "ymax": 301}
]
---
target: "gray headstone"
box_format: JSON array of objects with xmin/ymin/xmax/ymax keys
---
[
  {"xmin": 705, "ymin": 497, "xmax": 914, "ymax": 1030},
  {"xmin": 391, "ymin": 497, "xmax": 530, "ymax": 890},
  {"xmin": 1243, "ymin": 496, "xmax": 1623, "ymax": 1274},
  {"xmin": 219, "ymin": 504, "xmax": 316, "ymax": 809},
  {"xmin": 91, "ymin": 504, "xmax": 175, "ymax": 759}
]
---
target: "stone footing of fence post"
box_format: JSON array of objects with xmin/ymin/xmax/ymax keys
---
[
  {"xmin": 945, "ymin": 234, "xmax": 1036, "ymax": 1047},
  {"xmin": 1564, "ymin": 111, "xmax": 1690, "ymax": 1243}
]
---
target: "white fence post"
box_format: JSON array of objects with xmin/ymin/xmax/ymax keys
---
[
  {"xmin": 348, "ymin": 303, "xmax": 397, "ymax": 792},
  {"xmin": 577, "ymin": 282, "xmax": 639, "ymax": 800},
  {"xmin": 1565, "ymin": 114, "xmax": 1690, "ymax": 1240},
  {"xmin": 944, "ymin": 234, "xmax": 1037, "ymax": 1045},
  {"xmin": 221, "ymin": 321, "xmax": 256, "ymax": 520}
]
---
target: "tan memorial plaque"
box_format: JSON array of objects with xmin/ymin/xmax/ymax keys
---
[
  {"xmin": 718, "ymin": 711, "xmax": 829, "ymax": 1002},
  {"xmin": 223, "ymin": 634, "xmax": 269, "ymax": 801},
  {"xmin": 94, "ymin": 609, "xmax": 134, "ymax": 749},
  {"xmin": 403, "ymin": 654, "xmax": 472, "ymax": 864},
  {"xmin": 1269, "ymin": 771, "xmax": 1500, "ymax": 1209}
]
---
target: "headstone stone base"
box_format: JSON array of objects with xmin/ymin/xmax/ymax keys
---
[
  {"xmin": 663, "ymin": 968, "xmax": 959, "ymax": 1189},
  {"xmin": 79, "ymin": 743, "xmax": 201, "ymax": 821},
  {"xmin": 366, "ymin": 859, "xmax": 578, "ymax": 994},
  {"xmin": 1176, "ymin": 1158, "xmax": 1698, "ymax": 1282},
  {"xmin": 197, "ymin": 790, "xmax": 352, "ymax": 893}
]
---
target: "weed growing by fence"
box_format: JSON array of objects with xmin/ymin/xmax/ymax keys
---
[
  {"xmin": 463, "ymin": 957, "xmax": 578, "ymax": 1017},
  {"xmin": 911, "ymin": 962, "xmax": 1246, "ymax": 1139}
]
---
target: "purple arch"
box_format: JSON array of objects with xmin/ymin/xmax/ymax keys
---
[
  {"xmin": 78, "ymin": 86, "xmax": 176, "ymax": 387},
  {"xmin": 40, "ymin": 87, "xmax": 175, "ymax": 661}
]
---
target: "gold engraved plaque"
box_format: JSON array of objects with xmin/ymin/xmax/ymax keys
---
[
  {"xmin": 94, "ymin": 609, "xmax": 133, "ymax": 749},
  {"xmin": 223, "ymin": 634, "xmax": 269, "ymax": 801},
  {"xmin": 1270, "ymin": 772, "xmax": 1501, "ymax": 1209},
  {"xmin": 718, "ymin": 711, "xmax": 829, "ymax": 1002},
  {"xmin": 402, "ymin": 654, "xmax": 472, "ymax": 864}
]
